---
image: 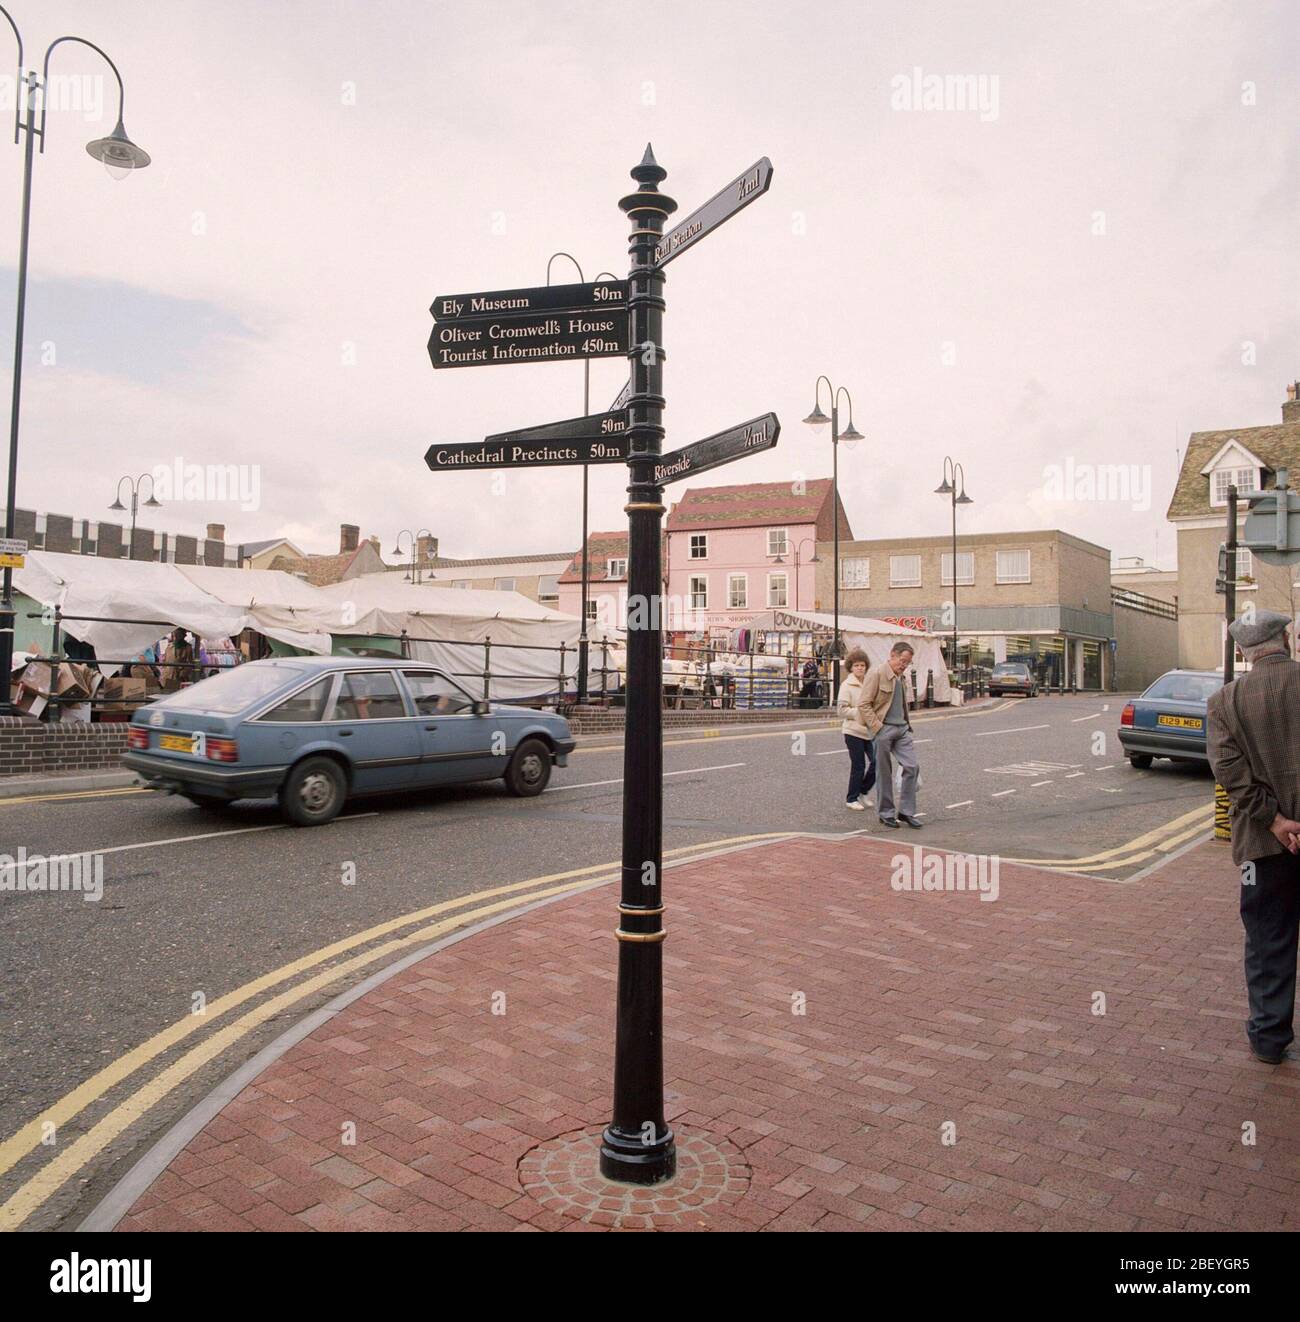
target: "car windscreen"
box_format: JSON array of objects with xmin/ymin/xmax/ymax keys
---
[
  {"xmin": 153, "ymin": 663, "xmax": 307, "ymax": 715},
  {"xmin": 1141, "ymin": 673, "xmax": 1222, "ymax": 704}
]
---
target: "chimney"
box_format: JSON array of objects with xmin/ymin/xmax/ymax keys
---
[
  {"xmin": 1284, "ymin": 382, "xmax": 1300, "ymax": 425},
  {"xmin": 367, "ymin": 535, "xmax": 380, "ymax": 552},
  {"xmin": 340, "ymin": 523, "xmax": 359, "ymax": 554},
  {"xmin": 206, "ymin": 522, "xmax": 225, "ymax": 542},
  {"xmin": 417, "ymin": 533, "xmax": 438, "ymax": 563}
]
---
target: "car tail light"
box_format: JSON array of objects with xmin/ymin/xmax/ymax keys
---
[
  {"xmin": 1120, "ymin": 703, "xmax": 1134, "ymax": 727},
  {"xmin": 205, "ymin": 737, "xmax": 239, "ymax": 762},
  {"xmin": 127, "ymin": 726, "xmax": 150, "ymax": 750}
]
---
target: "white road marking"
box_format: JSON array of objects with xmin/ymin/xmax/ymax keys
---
[
  {"xmin": 992, "ymin": 789, "xmax": 1017, "ymax": 798},
  {"xmin": 984, "ymin": 760, "xmax": 1077, "ymax": 777},
  {"xmin": 946, "ymin": 800, "xmax": 974, "ymax": 809},
  {"xmin": 1095, "ymin": 764, "xmax": 1116, "ymax": 770},
  {"xmin": 1071, "ymin": 713, "xmax": 1107, "ymax": 723},
  {"xmin": 1065, "ymin": 772, "xmax": 1086, "ymax": 779},
  {"xmin": 974, "ymin": 724, "xmax": 1050, "ymax": 737},
  {"xmin": 1099, "ymin": 787, "xmax": 1122, "ymax": 794},
  {"xmin": 550, "ymin": 762, "xmax": 746, "ymax": 793},
  {"xmin": 1030, "ymin": 780, "xmax": 1054, "ymax": 787},
  {"xmin": 18, "ymin": 812, "xmax": 380, "ymax": 865}
]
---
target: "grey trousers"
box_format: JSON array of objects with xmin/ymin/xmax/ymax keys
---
[{"xmin": 875, "ymin": 724, "xmax": 918, "ymax": 819}]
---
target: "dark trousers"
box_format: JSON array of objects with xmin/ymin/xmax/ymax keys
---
[
  {"xmin": 845, "ymin": 734, "xmax": 877, "ymax": 803},
  {"xmin": 1242, "ymin": 852, "xmax": 1300, "ymax": 1056}
]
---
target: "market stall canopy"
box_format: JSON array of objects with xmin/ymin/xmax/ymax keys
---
[
  {"xmin": 174, "ymin": 564, "xmax": 332, "ymax": 653},
  {"xmin": 747, "ymin": 607, "xmax": 952, "ymax": 703}
]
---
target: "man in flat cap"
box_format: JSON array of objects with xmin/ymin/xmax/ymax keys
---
[{"xmin": 1207, "ymin": 608, "xmax": 1300, "ymax": 1064}]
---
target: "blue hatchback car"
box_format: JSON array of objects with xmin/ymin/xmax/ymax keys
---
[
  {"xmin": 123, "ymin": 656, "xmax": 576, "ymax": 825},
  {"xmin": 1118, "ymin": 668, "xmax": 1223, "ymax": 768}
]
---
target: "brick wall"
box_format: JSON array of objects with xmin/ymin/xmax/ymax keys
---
[
  {"xmin": 45, "ymin": 513, "xmax": 75, "ymax": 554},
  {"xmin": 97, "ymin": 522, "xmax": 124, "ymax": 558},
  {"xmin": 0, "ymin": 717, "xmax": 129, "ymax": 776}
]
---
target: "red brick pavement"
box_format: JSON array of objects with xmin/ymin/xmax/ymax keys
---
[{"xmin": 111, "ymin": 835, "xmax": 1300, "ymax": 1232}]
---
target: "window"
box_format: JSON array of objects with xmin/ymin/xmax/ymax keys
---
[
  {"xmin": 607, "ymin": 558, "xmax": 627, "ymax": 579},
  {"xmin": 1236, "ymin": 547, "xmax": 1255, "ymax": 584},
  {"xmin": 841, "ymin": 557, "xmax": 869, "ymax": 589},
  {"xmin": 728, "ymin": 574, "xmax": 748, "ymax": 608},
  {"xmin": 403, "ymin": 669, "xmax": 475, "ymax": 716},
  {"xmin": 585, "ymin": 601, "xmax": 598, "ymax": 622},
  {"xmin": 689, "ymin": 534, "xmax": 708, "ymax": 560},
  {"xmin": 537, "ymin": 573, "xmax": 559, "ymax": 604},
  {"xmin": 1211, "ymin": 466, "xmax": 1258, "ymax": 506},
  {"xmin": 495, "ymin": 577, "xmax": 516, "ymax": 592},
  {"xmin": 767, "ymin": 572, "xmax": 788, "ymax": 607},
  {"xmin": 689, "ymin": 575, "xmax": 708, "ymax": 609},
  {"xmin": 890, "ymin": 555, "xmax": 921, "ymax": 588},
  {"xmin": 334, "ymin": 670, "xmax": 406, "ymax": 720},
  {"xmin": 996, "ymin": 549, "xmax": 1031, "ymax": 584},
  {"xmin": 767, "ymin": 528, "xmax": 788, "ymax": 557},
  {"xmin": 156, "ymin": 661, "xmax": 308, "ymax": 714},
  {"xmin": 79, "ymin": 519, "xmax": 98, "ymax": 556},
  {"xmin": 1141, "ymin": 673, "xmax": 1223, "ymax": 703},
  {"xmin": 33, "ymin": 512, "xmax": 45, "ymax": 550},
  {"xmin": 940, "ymin": 551, "xmax": 975, "ymax": 586},
  {"xmin": 258, "ymin": 676, "xmax": 334, "ymax": 723}
]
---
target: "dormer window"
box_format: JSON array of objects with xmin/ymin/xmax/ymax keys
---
[{"xmin": 1211, "ymin": 466, "xmax": 1257, "ymax": 505}]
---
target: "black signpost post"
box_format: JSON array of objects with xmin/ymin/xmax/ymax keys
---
[{"xmin": 424, "ymin": 144, "xmax": 776, "ymax": 1187}]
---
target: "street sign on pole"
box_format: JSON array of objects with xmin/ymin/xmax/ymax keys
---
[
  {"xmin": 431, "ymin": 279, "xmax": 628, "ymax": 321},
  {"xmin": 425, "ymin": 433, "xmax": 630, "ymax": 471},
  {"xmin": 428, "ymin": 309, "xmax": 629, "ymax": 369},
  {"xmin": 609, "ymin": 376, "xmax": 633, "ymax": 413},
  {"xmin": 1241, "ymin": 469, "xmax": 1300, "ymax": 566},
  {"xmin": 653, "ymin": 157, "xmax": 773, "ymax": 267},
  {"xmin": 653, "ymin": 413, "xmax": 779, "ymax": 484},
  {"xmin": 0, "ymin": 536, "xmax": 26, "ymax": 569},
  {"xmin": 484, "ymin": 410, "xmax": 629, "ymax": 446}
]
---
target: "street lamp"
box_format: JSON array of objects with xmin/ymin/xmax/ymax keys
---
[
  {"xmin": 391, "ymin": 528, "xmax": 434, "ymax": 584},
  {"xmin": 108, "ymin": 474, "xmax": 160, "ymax": 561},
  {"xmin": 772, "ymin": 535, "xmax": 820, "ymax": 612},
  {"xmin": 803, "ymin": 377, "xmax": 861, "ymax": 698},
  {"xmin": 934, "ymin": 456, "xmax": 973, "ymax": 682},
  {"xmin": 546, "ymin": 253, "xmax": 618, "ymax": 705},
  {"xmin": 0, "ymin": 9, "xmax": 150, "ymax": 711}
]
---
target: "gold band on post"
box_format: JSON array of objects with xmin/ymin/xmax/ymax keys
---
[
  {"xmin": 615, "ymin": 928, "xmax": 667, "ymax": 943},
  {"xmin": 624, "ymin": 501, "xmax": 665, "ymax": 513},
  {"xmin": 619, "ymin": 903, "xmax": 664, "ymax": 916}
]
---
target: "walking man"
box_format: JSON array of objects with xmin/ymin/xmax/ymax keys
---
[
  {"xmin": 862, "ymin": 641, "xmax": 921, "ymax": 830},
  {"xmin": 1207, "ymin": 609, "xmax": 1300, "ymax": 1065}
]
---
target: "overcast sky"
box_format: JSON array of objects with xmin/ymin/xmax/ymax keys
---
[{"xmin": 0, "ymin": 0, "xmax": 1295, "ymax": 568}]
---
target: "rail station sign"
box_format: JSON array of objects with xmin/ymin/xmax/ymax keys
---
[{"xmin": 653, "ymin": 157, "xmax": 773, "ymax": 267}]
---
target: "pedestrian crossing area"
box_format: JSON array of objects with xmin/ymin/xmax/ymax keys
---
[{"xmin": 983, "ymin": 760, "xmax": 1083, "ymax": 777}]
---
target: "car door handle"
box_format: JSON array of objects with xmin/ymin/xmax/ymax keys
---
[
  {"xmin": 339, "ymin": 730, "xmax": 353, "ymax": 737},
  {"xmin": 424, "ymin": 724, "xmax": 437, "ymax": 732}
]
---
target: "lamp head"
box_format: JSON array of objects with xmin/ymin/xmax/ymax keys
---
[
  {"xmin": 143, "ymin": 494, "xmax": 161, "ymax": 508},
  {"xmin": 934, "ymin": 478, "xmax": 953, "ymax": 496},
  {"xmin": 956, "ymin": 489, "xmax": 974, "ymax": 505},
  {"xmin": 86, "ymin": 120, "xmax": 151, "ymax": 180},
  {"xmin": 108, "ymin": 497, "xmax": 126, "ymax": 512},
  {"xmin": 802, "ymin": 403, "xmax": 830, "ymax": 432},
  {"xmin": 840, "ymin": 420, "xmax": 864, "ymax": 447}
]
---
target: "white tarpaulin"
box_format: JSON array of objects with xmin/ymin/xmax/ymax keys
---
[
  {"xmin": 174, "ymin": 564, "xmax": 333, "ymax": 654},
  {"xmin": 14, "ymin": 551, "xmax": 250, "ymax": 675},
  {"xmin": 749, "ymin": 607, "xmax": 953, "ymax": 703}
]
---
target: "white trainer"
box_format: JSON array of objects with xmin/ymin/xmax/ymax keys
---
[{"xmin": 845, "ymin": 800, "xmax": 866, "ymax": 811}]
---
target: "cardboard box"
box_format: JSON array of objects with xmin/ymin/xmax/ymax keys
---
[{"xmin": 97, "ymin": 676, "xmax": 148, "ymax": 712}]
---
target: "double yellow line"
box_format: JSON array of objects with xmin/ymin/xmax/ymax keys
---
[
  {"xmin": 1002, "ymin": 803, "xmax": 1213, "ymax": 874},
  {"xmin": 0, "ymin": 832, "xmax": 789, "ymax": 1231}
]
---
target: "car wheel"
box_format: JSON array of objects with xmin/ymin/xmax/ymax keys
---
[
  {"xmin": 280, "ymin": 755, "xmax": 346, "ymax": 826},
  {"xmin": 505, "ymin": 738, "xmax": 551, "ymax": 797},
  {"xmin": 1128, "ymin": 754, "xmax": 1154, "ymax": 770}
]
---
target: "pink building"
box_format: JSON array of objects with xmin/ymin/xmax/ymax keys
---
[
  {"xmin": 557, "ymin": 530, "xmax": 633, "ymax": 631},
  {"xmin": 664, "ymin": 479, "xmax": 851, "ymax": 642}
]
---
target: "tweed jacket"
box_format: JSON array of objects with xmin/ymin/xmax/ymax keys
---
[{"xmin": 1206, "ymin": 652, "xmax": 1300, "ymax": 866}]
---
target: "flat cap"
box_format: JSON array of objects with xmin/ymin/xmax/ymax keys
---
[{"xmin": 1228, "ymin": 608, "xmax": 1291, "ymax": 648}]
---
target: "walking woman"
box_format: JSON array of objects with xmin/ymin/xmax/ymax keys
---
[{"xmin": 837, "ymin": 648, "xmax": 877, "ymax": 812}]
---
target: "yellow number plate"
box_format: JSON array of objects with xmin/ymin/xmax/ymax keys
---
[
  {"xmin": 159, "ymin": 733, "xmax": 196, "ymax": 752},
  {"xmin": 1156, "ymin": 714, "xmax": 1202, "ymax": 729}
]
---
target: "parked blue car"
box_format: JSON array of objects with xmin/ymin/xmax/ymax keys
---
[
  {"xmin": 1118, "ymin": 668, "xmax": 1223, "ymax": 768},
  {"xmin": 123, "ymin": 656, "xmax": 575, "ymax": 825}
]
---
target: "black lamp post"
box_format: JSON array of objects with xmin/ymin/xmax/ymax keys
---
[
  {"xmin": 0, "ymin": 9, "xmax": 150, "ymax": 711},
  {"xmin": 108, "ymin": 474, "xmax": 160, "ymax": 561},
  {"xmin": 802, "ymin": 379, "xmax": 862, "ymax": 700},
  {"xmin": 391, "ymin": 528, "xmax": 434, "ymax": 584},
  {"xmin": 546, "ymin": 253, "xmax": 617, "ymax": 705},
  {"xmin": 934, "ymin": 456, "xmax": 973, "ymax": 677}
]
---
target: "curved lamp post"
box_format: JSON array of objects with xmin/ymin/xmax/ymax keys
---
[
  {"xmin": 0, "ymin": 8, "xmax": 150, "ymax": 711},
  {"xmin": 934, "ymin": 456, "xmax": 973, "ymax": 679},
  {"xmin": 802, "ymin": 377, "xmax": 862, "ymax": 699},
  {"xmin": 108, "ymin": 473, "xmax": 160, "ymax": 561},
  {"xmin": 391, "ymin": 527, "xmax": 434, "ymax": 584},
  {"xmin": 546, "ymin": 253, "xmax": 618, "ymax": 704},
  {"xmin": 772, "ymin": 535, "xmax": 820, "ymax": 613}
]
